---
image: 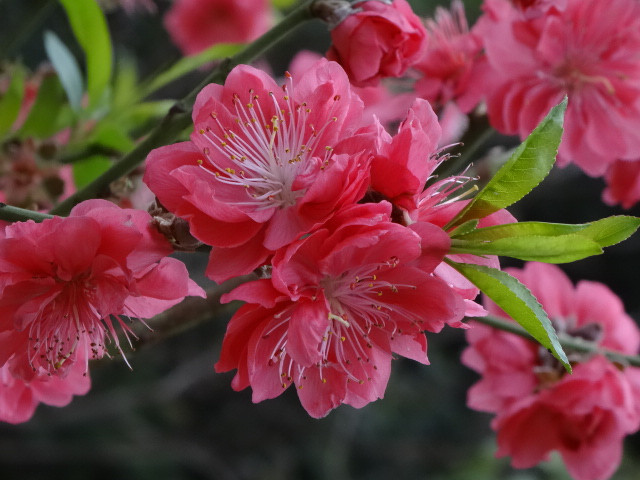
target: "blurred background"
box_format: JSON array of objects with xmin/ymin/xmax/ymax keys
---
[{"xmin": 1, "ymin": 0, "xmax": 640, "ymax": 478}]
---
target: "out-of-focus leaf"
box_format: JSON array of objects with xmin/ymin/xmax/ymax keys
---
[
  {"xmin": 59, "ymin": 0, "xmax": 112, "ymax": 106},
  {"xmin": 117, "ymin": 100, "xmax": 174, "ymax": 129},
  {"xmin": 140, "ymin": 43, "xmax": 243, "ymax": 98},
  {"xmin": 0, "ymin": 65, "xmax": 26, "ymax": 135},
  {"xmin": 18, "ymin": 73, "xmax": 69, "ymax": 138},
  {"xmin": 445, "ymin": 98, "xmax": 567, "ymax": 230},
  {"xmin": 88, "ymin": 122, "xmax": 134, "ymax": 152},
  {"xmin": 446, "ymin": 260, "xmax": 570, "ymax": 372},
  {"xmin": 72, "ymin": 155, "xmax": 112, "ymax": 188},
  {"xmin": 271, "ymin": 0, "xmax": 297, "ymax": 8},
  {"xmin": 112, "ymin": 56, "xmax": 139, "ymax": 110},
  {"xmin": 449, "ymin": 234, "xmax": 602, "ymax": 263},
  {"xmin": 43, "ymin": 30, "xmax": 83, "ymax": 110}
]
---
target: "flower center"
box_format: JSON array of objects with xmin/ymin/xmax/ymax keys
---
[{"xmin": 197, "ymin": 73, "xmax": 341, "ymax": 211}]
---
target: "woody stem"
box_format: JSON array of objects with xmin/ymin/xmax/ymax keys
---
[{"xmin": 472, "ymin": 315, "xmax": 640, "ymax": 368}]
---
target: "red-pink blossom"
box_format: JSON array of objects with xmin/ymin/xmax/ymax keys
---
[
  {"xmin": 603, "ymin": 158, "xmax": 640, "ymax": 209},
  {"xmin": 144, "ymin": 60, "xmax": 371, "ymax": 282},
  {"xmin": 476, "ymin": 0, "xmax": 640, "ymax": 176},
  {"xmin": 0, "ymin": 199, "xmax": 205, "ymax": 378},
  {"xmin": 0, "ymin": 335, "xmax": 90, "ymax": 424},
  {"xmin": 413, "ymin": 0, "xmax": 485, "ymax": 113},
  {"xmin": 288, "ymin": 50, "xmax": 417, "ymax": 128},
  {"xmin": 326, "ymin": 0, "xmax": 428, "ymax": 87},
  {"xmin": 215, "ymin": 202, "xmax": 464, "ymax": 418},
  {"xmin": 463, "ymin": 263, "xmax": 640, "ymax": 480},
  {"xmin": 164, "ymin": 0, "xmax": 271, "ymax": 55}
]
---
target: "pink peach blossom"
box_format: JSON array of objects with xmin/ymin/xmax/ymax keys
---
[
  {"xmin": 215, "ymin": 202, "xmax": 464, "ymax": 418},
  {"xmin": 144, "ymin": 59, "xmax": 371, "ymax": 282},
  {"xmin": 164, "ymin": 0, "xmax": 271, "ymax": 55},
  {"xmin": 414, "ymin": 0, "xmax": 485, "ymax": 113},
  {"xmin": 327, "ymin": 0, "xmax": 428, "ymax": 87},
  {"xmin": 475, "ymin": 0, "xmax": 640, "ymax": 176},
  {"xmin": 0, "ymin": 335, "xmax": 90, "ymax": 424},
  {"xmin": 0, "ymin": 199, "xmax": 205, "ymax": 378},
  {"xmin": 603, "ymin": 159, "xmax": 640, "ymax": 209},
  {"xmin": 463, "ymin": 263, "xmax": 640, "ymax": 480},
  {"xmin": 288, "ymin": 50, "xmax": 417, "ymax": 128}
]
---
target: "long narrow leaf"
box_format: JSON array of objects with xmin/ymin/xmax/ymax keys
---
[
  {"xmin": 445, "ymin": 98, "xmax": 567, "ymax": 230},
  {"xmin": 44, "ymin": 30, "xmax": 84, "ymax": 110},
  {"xmin": 446, "ymin": 260, "xmax": 570, "ymax": 371},
  {"xmin": 59, "ymin": 0, "xmax": 112, "ymax": 106}
]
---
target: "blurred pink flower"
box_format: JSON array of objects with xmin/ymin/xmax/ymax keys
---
[
  {"xmin": 215, "ymin": 202, "xmax": 464, "ymax": 418},
  {"xmin": 0, "ymin": 335, "xmax": 90, "ymax": 424},
  {"xmin": 144, "ymin": 60, "xmax": 371, "ymax": 282},
  {"xmin": 414, "ymin": 0, "xmax": 485, "ymax": 113},
  {"xmin": 288, "ymin": 50, "xmax": 416, "ymax": 128},
  {"xmin": 463, "ymin": 262, "xmax": 640, "ymax": 480},
  {"xmin": 0, "ymin": 200, "xmax": 205, "ymax": 378},
  {"xmin": 603, "ymin": 159, "xmax": 640, "ymax": 209},
  {"xmin": 476, "ymin": 0, "xmax": 640, "ymax": 176},
  {"xmin": 164, "ymin": 0, "xmax": 271, "ymax": 55},
  {"xmin": 327, "ymin": 0, "xmax": 428, "ymax": 87}
]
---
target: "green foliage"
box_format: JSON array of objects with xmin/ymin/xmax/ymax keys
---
[
  {"xmin": 18, "ymin": 73, "xmax": 70, "ymax": 138},
  {"xmin": 139, "ymin": 43, "xmax": 244, "ymax": 99},
  {"xmin": 44, "ymin": 30, "xmax": 83, "ymax": 110},
  {"xmin": 0, "ymin": 64, "xmax": 26, "ymax": 135},
  {"xmin": 59, "ymin": 0, "xmax": 113, "ymax": 107},
  {"xmin": 449, "ymin": 217, "xmax": 640, "ymax": 263},
  {"xmin": 445, "ymin": 98, "xmax": 567, "ymax": 230},
  {"xmin": 72, "ymin": 155, "xmax": 112, "ymax": 188},
  {"xmin": 446, "ymin": 260, "xmax": 570, "ymax": 371}
]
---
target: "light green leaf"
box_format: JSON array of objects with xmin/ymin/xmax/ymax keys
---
[
  {"xmin": 446, "ymin": 260, "xmax": 570, "ymax": 371},
  {"xmin": 18, "ymin": 73, "xmax": 69, "ymax": 138},
  {"xmin": 72, "ymin": 155, "xmax": 112, "ymax": 188},
  {"xmin": 88, "ymin": 122, "xmax": 135, "ymax": 152},
  {"xmin": 449, "ymin": 234, "xmax": 602, "ymax": 263},
  {"xmin": 44, "ymin": 31, "xmax": 84, "ymax": 110},
  {"xmin": 445, "ymin": 98, "xmax": 567, "ymax": 230},
  {"xmin": 140, "ymin": 43, "xmax": 244, "ymax": 98},
  {"xmin": 0, "ymin": 65, "xmax": 26, "ymax": 135},
  {"xmin": 578, "ymin": 216, "xmax": 640, "ymax": 248},
  {"xmin": 59, "ymin": 0, "xmax": 112, "ymax": 106},
  {"xmin": 272, "ymin": 0, "xmax": 298, "ymax": 8},
  {"xmin": 451, "ymin": 216, "xmax": 640, "ymax": 249},
  {"xmin": 451, "ymin": 221, "xmax": 585, "ymax": 241},
  {"xmin": 448, "ymin": 219, "xmax": 479, "ymax": 237}
]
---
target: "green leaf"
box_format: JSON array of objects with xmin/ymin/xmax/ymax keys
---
[
  {"xmin": 88, "ymin": 122, "xmax": 135, "ymax": 152},
  {"xmin": 140, "ymin": 43, "xmax": 244, "ymax": 98},
  {"xmin": 0, "ymin": 65, "xmax": 26, "ymax": 135},
  {"xmin": 59, "ymin": 0, "xmax": 112, "ymax": 107},
  {"xmin": 578, "ymin": 216, "xmax": 640, "ymax": 248},
  {"xmin": 43, "ymin": 31, "xmax": 84, "ymax": 110},
  {"xmin": 451, "ymin": 216, "xmax": 640, "ymax": 249},
  {"xmin": 450, "ymin": 234, "xmax": 602, "ymax": 263},
  {"xmin": 448, "ymin": 219, "xmax": 479, "ymax": 237},
  {"xmin": 446, "ymin": 260, "xmax": 570, "ymax": 371},
  {"xmin": 18, "ymin": 73, "xmax": 69, "ymax": 138},
  {"xmin": 72, "ymin": 155, "xmax": 112, "ymax": 188},
  {"xmin": 451, "ymin": 221, "xmax": 584, "ymax": 241},
  {"xmin": 271, "ymin": 0, "xmax": 298, "ymax": 8},
  {"xmin": 445, "ymin": 98, "xmax": 567, "ymax": 230}
]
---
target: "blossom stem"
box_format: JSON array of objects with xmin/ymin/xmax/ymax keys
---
[
  {"xmin": 0, "ymin": 203, "xmax": 53, "ymax": 223},
  {"xmin": 49, "ymin": 1, "xmax": 316, "ymax": 217},
  {"xmin": 471, "ymin": 315, "xmax": 640, "ymax": 368}
]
